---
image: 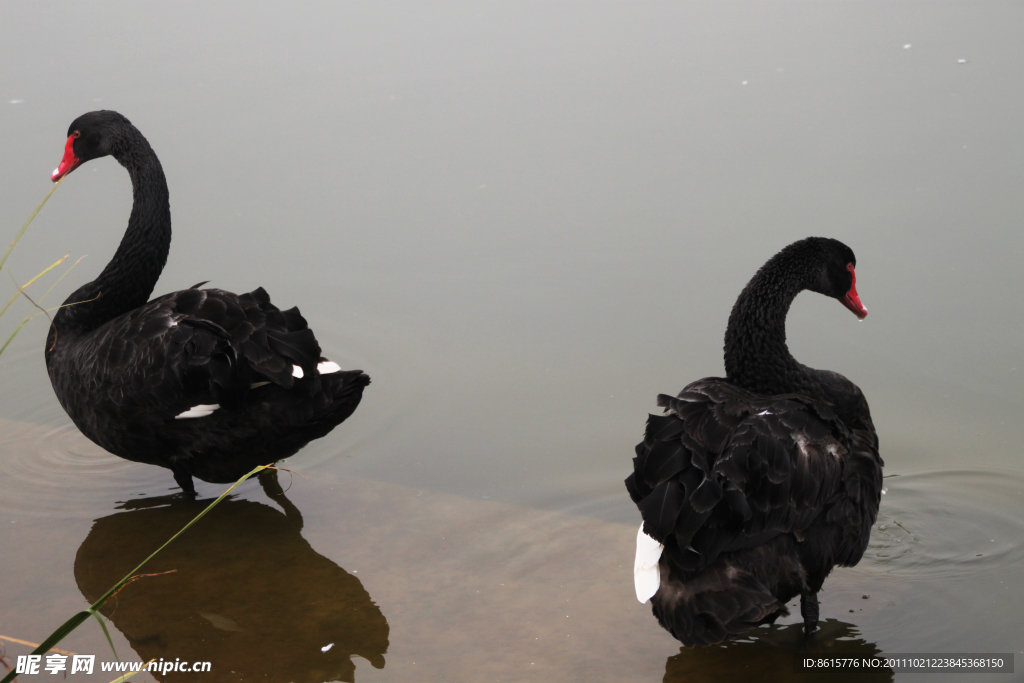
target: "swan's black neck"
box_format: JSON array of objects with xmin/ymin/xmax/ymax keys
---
[
  {"xmin": 723, "ymin": 250, "xmax": 815, "ymax": 397},
  {"xmin": 54, "ymin": 126, "xmax": 170, "ymax": 334}
]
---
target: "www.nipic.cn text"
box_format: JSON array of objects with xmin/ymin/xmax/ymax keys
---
[{"xmin": 15, "ymin": 654, "xmax": 212, "ymax": 675}]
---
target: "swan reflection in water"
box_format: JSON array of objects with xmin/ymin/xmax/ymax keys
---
[
  {"xmin": 74, "ymin": 472, "xmax": 388, "ymax": 682},
  {"xmin": 663, "ymin": 619, "xmax": 893, "ymax": 683}
]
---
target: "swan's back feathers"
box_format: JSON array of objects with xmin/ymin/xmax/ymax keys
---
[
  {"xmin": 83, "ymin": 285, "xmax": 322, "ymax": 409},
  {"xmin": 157, "ymin": 286, "xmax": 320, "ymax": 393},
  {"xmin": 626, "ymin": 377, "xmax": 882, "ymax": 581},
  {"xmin": 46, "ymin": 285, "xmax": 369, "ymax": 483}
]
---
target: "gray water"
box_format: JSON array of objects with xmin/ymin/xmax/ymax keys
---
[{"xmin": 0, "ymin": 2, "xmax": 1022, "ymax": 681}]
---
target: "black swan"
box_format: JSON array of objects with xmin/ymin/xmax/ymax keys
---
[
  {"xmin": 626, "ymin": 236, "xmax": 882, "ymax": 646},
  {"xmin": 45, "ymin": 110, "xmax": 369, "ymax": 495}
]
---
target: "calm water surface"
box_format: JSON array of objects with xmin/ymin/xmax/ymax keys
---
[{"xmin": 1, "ymin": 2, "xmax": 1022, "ymax": 681}]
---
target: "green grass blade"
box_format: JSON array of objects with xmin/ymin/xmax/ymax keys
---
[
  {"xmin": 0, "ymin": 178, "xmax": 63, "ymax": 274},
  {"xmin": 0, "ymin": 253, "xmax": 69, "ymax": 321},
  {"xmin": 0, "ymin": 254, "xmax": 76, "ymax": 359},
  {"xmin": 38, "ymin": 255, "xmax": 85, "ymax": 301},
  {"xmin": 0, "ymin": 316, "xmax": 32, "ymax": 358},
  {"xmin": 91, "ymin": 611, "xmax": 119, "ymax": 663}
]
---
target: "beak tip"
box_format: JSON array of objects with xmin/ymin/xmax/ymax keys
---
[{"xmin": 841, "ymin": 293, "xmax": 868, "ymax": 320}]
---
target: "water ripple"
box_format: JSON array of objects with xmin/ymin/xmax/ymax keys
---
[
  {"xmin": 0, "ymin": 418, "xmax": 171, "ymax": 519},
  {"xmin": 866, "ymin": 469, "xmax": 1024, "ymax": 578}
]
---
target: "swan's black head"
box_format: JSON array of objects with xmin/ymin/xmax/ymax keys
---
[
  {"xmin": 785, "ymin": 236, "xmax": 867, "ymax": 319},
  {"xmin": 52, "ymin": 110, "xmax": 134, "ymax": 182}
]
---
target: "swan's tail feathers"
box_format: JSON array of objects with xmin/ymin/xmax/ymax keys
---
[
  {"xmin": 650, "ymin": 537, "xmax": 806, "ymax": 646},
  {"xmin": 635, "ymin": 524, "xmax": 665, "ymax": 603},
  {"xmin": 324, "ymin": 369, "xmax": 371, "ymax": 421},
  {"xmin": 346, "ymin": 370, "xmax": 372, "ymax": 389},
  {"xmin": 324, "ymin": 368, "xmax": 370, "ymax": 392}
]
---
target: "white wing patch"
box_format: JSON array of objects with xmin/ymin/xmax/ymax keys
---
[
  {"xmin": 317, "ymin": 360, "xmax": 341, "ymax": 374},
  {"xmin": 175, "ymin": 404, "xmax": 221, "ymax": 419},
  {"xmin": 634, "ymin": 524, "xmax": 664, "ymax": 604},
  {"xmin": 292, "ymin": 365, "xmax": 304, "ymax": 379}
]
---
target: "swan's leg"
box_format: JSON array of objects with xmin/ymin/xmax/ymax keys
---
[
  {"xmin": 171, "ymin": 464, "xmax": 196, "ymax": 496},
  {"xmin": 800, "ymin": 591, "xmax": 820, "ymax": 635},
  {"xmin": 258, "ymin": 466, "xmax": 303, "ymax": 530}
]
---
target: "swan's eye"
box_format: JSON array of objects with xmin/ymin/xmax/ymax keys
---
[{"xmin": 72, "ymin": 130, "xmax": 81, "ymax": 138}]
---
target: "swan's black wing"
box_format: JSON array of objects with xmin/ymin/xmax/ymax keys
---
[
  {"xmin": 47, "ymin": 285, "xmax": 370, "ymax": 484},
  {"xmin": 63, "ymin": 285, "xmax": 323, "ymax": 417},
  {"xmin": 625, "ymin": 377, "xmax": 882, "ymax": 580}
]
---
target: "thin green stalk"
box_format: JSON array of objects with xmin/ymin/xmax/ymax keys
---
[
  {"xmin": 0, "ymin": 465, "xmax": 271, "ymax": 683},
  {"xmin": 0, "ymin": 178, "xmax": 63, "ymax": 274},
  {"xmin": 91, "ymin": 612, "xmax": 119, "ymax": 664},
  {"xmin": 0, "ymin": 255, "xmax": 86, "ymax": 360},
  {"xmin": 0, "ymin": 255, "xmax": 81, "ymax": 359},
  {"xmin": 37, "ymin": 255, "xmax": 85, "ymax": 300},
  {"xmin": 0, "ymin": 317, "xmax": 33, "ymax": 358},
  {"xmin": 0, "ymin": 253, "xmax": 69, "ymax": 320}
]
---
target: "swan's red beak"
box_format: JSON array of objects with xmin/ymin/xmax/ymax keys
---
[
  {"xmin": 51, "ymin": 135, "xmax": 80, "ymax": 182},
  {"xmin": 840, "ymin": 265, "xmax": 868, "ymax": 319}
]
